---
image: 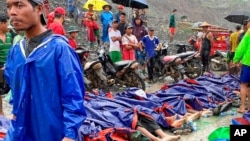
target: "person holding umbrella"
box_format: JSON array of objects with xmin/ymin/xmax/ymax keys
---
[
  {"xmin": 67, "ymin": 26, "xmax": 79, "ymax": 49},
  {"xmin": 233, "ymin": 19, "xmax": 250, "ymax": 113},
  {"xmin": 100, "ymin": 4, "xmax": 113, "ymax": 43}
]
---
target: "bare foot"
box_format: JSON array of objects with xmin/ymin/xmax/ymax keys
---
[
  {"xmin": 201, "ymin": 110, "xmax": 213, "ymax": 116},
  {"xmin": 186, "ymin": 112, "xmax": 201, "ymax": 123},
  {"xmin": 166, "ymin": 115, "xmax": 177, "ymax": 125},
  {"xmin": 233, "ymin": 90, "xmax": 240, "ymax": 95},
  {"xmin": 171, "ymin": 118, "xmax": 186, "ymax": 128},
  {"xmin": 161, "ymin": 135, "xmax": 181, "ymax": 141}
]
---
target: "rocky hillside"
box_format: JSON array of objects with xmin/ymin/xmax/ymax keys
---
[{"xmin": 1, "ymin": 0, "xmax": 250, "ymax": 43}]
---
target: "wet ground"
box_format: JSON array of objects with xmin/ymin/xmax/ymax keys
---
[{"xmin": 2, "ymin": 71, "xmax": 241, "ymax": 141}]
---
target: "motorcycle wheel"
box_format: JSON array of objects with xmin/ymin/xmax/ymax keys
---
[
  {"xmin": 210, "ymin": 56, "xmax": 223, "ymax": 71},
  {"xmin": 185, "ymin": 60, "xmax": 202, "ymax": 79},
  {"xmin": 126, "ymin": 71, "xmax": 146, "ymax": 90}
]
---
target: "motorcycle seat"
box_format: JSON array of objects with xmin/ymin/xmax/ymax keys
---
[
  {"xmin": 176, "ymin": 51, "xmax": 195, "ymax": 58},
  {"xmin": 163, "ymin": 55, "xmax": 178, "ymax": 63},
  {"xmin": 84, "ymin": 61, "xmax": 101, "ymax": 70},
  {"xmin": 176, "ymin": 43, "xmax": 185, "ymax": 47},
  {"xmin": 114, "ymin": 60, "xmax": 133, "ymax": 70}
]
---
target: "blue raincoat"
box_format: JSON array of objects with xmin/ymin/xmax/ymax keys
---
[
  {"xmin": 4, "ymin": 35, "xmax": 86, "ymax": 141},
  {"xmin": 100, "ymin": 11, "xmax": 113, "ymax": 42}
]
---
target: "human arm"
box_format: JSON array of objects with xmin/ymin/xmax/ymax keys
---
[
  {"xmin": 57, "ymin": 44, "xmax": 86, "ymax": 140},
  {"xmin": 109, "ymin": 30, "xmax": 121, "ymax": 42},
  {"xmin": 207, "ymin": 32, "xmax": 214, "ymax": 49},
  {"xmin": 229, "ymin": 34, "xmax": 233, "ymax": 52},
  {"xmin": 233, "ymin": 30, "xmax": 250, "ymax": 63}
]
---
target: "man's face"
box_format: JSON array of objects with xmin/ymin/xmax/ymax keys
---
[
  {"xmin": 120, "ymin": 15, "xmax": 126, "ymax": 23},
  {"xmin": 149, "ymin": 30, "xmax": 154, "ymax": 36},
  {"xmin": 104, "ymin": 6, "xmax": 110, "ymax": 11},
  {"xmin": 202, "ymin": 26, "xmax": 208, "ymax": 32},
  {"xmin": 118, "ymin": 8, "xmax": 123, "ymax": 12},
  {"xmin": 0, "ymin": 21, "xmax": 8, "ymax": 33},
  {"xmin": 112, "ymin": 22, "xmax": 118, "ymax": 29},
  {"xmin": 126, "ymin": 28, "xmax": 132, "ymax": 34},
  {"xmin": 6, "ymin": 0, "xmax": 42, "ymax": 31},
  {"xmin": 89, "ymin": 6, "xmax": 93, "ymax": 11},
  {"xmin": 70, "ymin": 32, "xmax": 77, "ymax": 39}
]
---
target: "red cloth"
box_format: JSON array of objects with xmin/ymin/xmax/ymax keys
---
[
  {"xmin": 68, "ymin": 38, "xmax": 77, "ymax": 49},
  {"xmin": 121, "ymin": 45, "xmax": 136, "ymax": 60},
  {"xmin": 48, "ymin": 21, "xmax": 65, "ymax": 36},
  {"xmin": 84, "ymin": 20, "xmax": 99, "ymax": 42}
]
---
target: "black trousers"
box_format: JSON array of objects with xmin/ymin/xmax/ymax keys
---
[
  {"xmin": 201, "ymin": 49, "xmax": 210, "ymax": 72},
  {"xmin": 147, "ymin": 57, "xmax": 154, "ymax": 81}
]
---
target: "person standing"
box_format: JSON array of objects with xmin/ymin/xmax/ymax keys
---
[
  {"xmin": 140, "ymin": 9, "xmax": 148, "ymax": 27},
  {"xmin": 169, "ymin": 9, "xmax": 177, "ymax": 43},
  {"xmin": 140, "ymin": 27, "xmax": 161, "ymax": 83},
  {"xmin": 229, "ymin": 25, "xmax": 241, "ymax": 63},
  {"xmin": 200, "ymin": 22, "xmax": 214, "ymax": 73},
  {"xmin": 5, "ymin": 0, "xmax": 86, "ymax": 141},
  {"xmin": 108, "ymin": 19, "xmax": 122, "ymax": 63},
  {"xmin": 67, "ymin": 0, "xmax": 77, "ymax": 19},
  {"xmin": 100, "ymin": 4, "xmax": 113, "ymax": 43},
  {"xmin": 67, "ymin": 26, "xmax": 79, "ymax": 49},
  {"xmin": 238, "ymin": 21, "xmax": 249, "ymax": 43},
  {"xmin": 115, "ymin": 5, "xmax": 124, "ymax": 23},
  {"xmin": 117, "ymin": 12, "xmax": 127, "ymax": 36},
  {"xmin": 0, "ymin": 14, "xmax": 12, "ymax": 116},
  {"xmin": 233, "ymin": 19, "xmax": 250, "ymax": 113},
  {"xmin": 122, "ymin": 23, "xmax": 140, "ymax": 60},
  {"xmin": 48, "ymin": 7, "xmax": 66, "ymax": 36}
]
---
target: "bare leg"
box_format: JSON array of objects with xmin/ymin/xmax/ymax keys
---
[
  {"xmin": 136, "ymin": 126, "xmax": 161, "ymax": 141},
  {"xmin": 237, "ymin": 83, "xmax": 248, "ymax": 113},
  {"xmin": 169, "ymin": 33, "xmax": 174, "ymax": 43},
  {"xmin": 155, "ymin": 129, "xmax": 180, "ymax": 141},
  {"xmin": 0, "ymin": 98, "xmax": 4, "ymax": 116},
  {"xmin": 186, "ymin": 112, "xmax": 201, "ymax": 123}
]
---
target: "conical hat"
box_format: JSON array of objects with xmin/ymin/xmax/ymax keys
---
[{"xmin": 200, "ymin": 21, "xmax": 212, "ymax": 27}]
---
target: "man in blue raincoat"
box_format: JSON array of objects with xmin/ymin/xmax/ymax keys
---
[
  {"xmin": 100, "ymin": 4, "xmax": 113, "ymax": 43},
  {"xmin": 4, "ymin": 0, "xmax": 86, "ymax": 141}
]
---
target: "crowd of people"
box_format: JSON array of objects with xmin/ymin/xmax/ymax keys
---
[{"xmin": 1, "ymin": 0, "xmax": 250, "ymax": 140}]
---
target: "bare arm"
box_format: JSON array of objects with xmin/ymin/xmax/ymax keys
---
[{"xmin": 207, "ymin": 32, "xmax": 214, "ymax": 49}]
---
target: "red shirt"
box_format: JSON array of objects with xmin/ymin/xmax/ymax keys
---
[
  {"xmin": 68, "ymin": 38, "xmax": 77, "ymax": 49},
  {"xmin": 48, "ymin": 21, "xmax": 65, "ymax": 36}
]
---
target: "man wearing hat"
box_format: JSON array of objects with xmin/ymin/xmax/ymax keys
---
[
  {"xmin": 48, "ymin": 7, "xmax": 66, "ymax": 35},
  {"xmin": 84, "ymin": 3, "xmax": 97, "ymax": 21},
  {"xmin": 200, "ymin": 21, "xmax": 214, "ymax": 74},
  {"xmin": 115, "ymin": 5, "xmax": 124, "ymax": 23},
  {"xmin": 233, "ymin": 19, "xmax": 250, "ymax": 113},
  {"xmin": 108, "ymin": 19, "xmax": 122, "ymax": 63},
  {"xmin": 122, "ymin": 23, "xmax": 140, "ymax": 60},
  {"xmin": 0, "ymin": 14, "xmax": 12, "ymax": 116},
  {"xmin": 140, "ymin": 27, "xmax": 161, "ymax": 83},
  {"xmin": 100, "ymin": 4, "xmax": 113, "ymax": 43},
  {"xmin": 5, "ymin": 0, "xmax": 86, "ymax": 140},
  {"xmin": 67, "ymin": 26, "xmax": 79, "ymax": 49}
]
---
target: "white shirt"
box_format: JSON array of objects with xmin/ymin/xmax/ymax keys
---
[
  {"xmin": 122, "ymin": 34, "xmax": 138, "ymax": 45},
  {"xmin": 109, "ymin": 29, "xmax": 121, "ymax": 52}
]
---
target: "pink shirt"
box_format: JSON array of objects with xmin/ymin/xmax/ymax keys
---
[{"xmin": 122, "ymin": 34, "xmax": 138, "ymax": 60}]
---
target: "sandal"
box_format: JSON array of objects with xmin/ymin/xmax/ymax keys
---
[
  {"xmin": 170, "ymin": 125, "xmax": 193, "ymax": 135},
  {"xmin": 220, "ymin": 102, "xmax": 232, "ymax": 113}
]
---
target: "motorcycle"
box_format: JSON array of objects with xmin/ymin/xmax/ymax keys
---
[
  {"xmin": 75, "ymin": 48, "xmax": 110, "ymax": 92},
  {"xmin": 153, "ymin": 42, "xmax": 202, "ymax": 82},
  {"xmin": 97, "ymin": 46, "xmax": 146, "ymax": 90},
  {"xmin": 210, "ymin": 50, "xmax": 228, "ymax": 71}
]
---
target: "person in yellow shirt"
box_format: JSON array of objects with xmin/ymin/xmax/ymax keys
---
[{"xmin": 229, "ymin": 25, "xmax": 241, "ymax": 63}]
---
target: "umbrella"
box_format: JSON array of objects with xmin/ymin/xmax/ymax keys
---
[
  {"xmin": 224, "ymin": 10, "xmax": 250, "ymax": 25},
  {"xmin": 111, "ymin": 0, "xmax": 148, "ymax": 9},
  {"xmin": 83, "ymin": 0, "xmax": 108, "ymax": 11}
]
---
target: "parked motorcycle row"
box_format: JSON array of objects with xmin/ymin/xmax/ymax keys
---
[{"xmin": 75, "ymin": 43, "xmax": 203, "ymax": 92}]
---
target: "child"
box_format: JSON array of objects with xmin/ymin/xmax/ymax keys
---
[{"xmin": 67, "ymin": 26, "xmax": 79, "ymax": 49}]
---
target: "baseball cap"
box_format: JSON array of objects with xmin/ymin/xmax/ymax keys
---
[
  {"xmin": 31, "ymin": 0, "xmax": 46, "ymax": 25},
  {"xmin": 125, "ymin": 23, "xmax": 133, "ymax": 29},
  {"xmin": 148, "ymin": 27, "xmax": 154, "ymax": 31},
  {"xmin": 54, "ymin": 7, "xmax": 66, "ymax": 15}
]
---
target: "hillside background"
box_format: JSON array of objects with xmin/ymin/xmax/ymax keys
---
[{"xmin": 1, "ymin": 0, "xmax": 250, "ymax": 43}]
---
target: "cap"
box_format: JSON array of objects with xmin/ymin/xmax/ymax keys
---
[
  {"xmin": 31, "ymin": 0, "xmax": 46, "ymax": 25},
  {"xmin": 125, "ymin": 23, "xmax": 133, "ymax": 29},
  {"xmin": 148, "ymin": 27, "xmax": 154, "ymax": 31},
  {"xmin": 102, "ymin": 4, "xmax": 112, "ymax": 10},
  {"xmin": 112, "ymin": 19, "xmax": 119, "ymax": 23},
  {"xmin": 118, "ymin": 5, "xmax": 124, "ymax": 9},
  {"xmin": 54, "ymin": 7, "xmax": 66, "ymax": 15},
  {"xmin": 67, "ymin": 26, "xmax": 79, "ymax": 33}
]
